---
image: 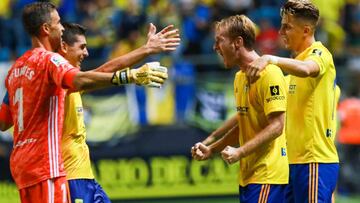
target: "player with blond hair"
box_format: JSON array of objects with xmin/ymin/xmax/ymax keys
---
[{"xmin": 191, "ymin": 14, "xmax": 288, "ymax": 203}]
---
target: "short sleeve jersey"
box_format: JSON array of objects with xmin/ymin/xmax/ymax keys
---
[
  {"xmin": 234, "ymin": 65, "xmax": 288, "ymax": 186},
  {"xmin": 5, "ymin": 47, "xmax": 79, "ymax": 189},
  {"xmin": 286, "ymin": 42, "xmax": 339, "ymax": 164}
]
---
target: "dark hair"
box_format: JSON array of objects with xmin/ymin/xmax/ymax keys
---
[
  {"xmin": 62, "ymin": 22, "xmax": 87, "ymax": 46},
  {"xmin": 281, "ymin": 0, "xmax": 319, "ymax": 27},
  {"xmin": 215, "ymin": 15, "xmax": 256, "ymax": 50},
  {"xmin": 22, "ymin": 2, "xmax": 57, "ymax": 37}
]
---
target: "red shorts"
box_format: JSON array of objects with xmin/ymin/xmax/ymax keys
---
[{"xmin": 19, "ymin": 176, "xmax": 70, "ymax": 203}]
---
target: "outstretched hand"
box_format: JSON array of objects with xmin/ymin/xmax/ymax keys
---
[
  {"xmin": 145, "ymin": 23, "xmax": 181, "ymax": 54},
  {"xmin": 130, "ymin": 61, "xmax": 168, "ymax": 88}
]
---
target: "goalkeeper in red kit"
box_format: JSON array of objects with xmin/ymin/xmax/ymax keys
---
[{"xmin": 0, "ymin": 2, "xmax": 179, "ymax": 203}]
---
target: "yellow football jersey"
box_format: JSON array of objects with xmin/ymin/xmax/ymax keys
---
[
  {"xmin": 61, "ymin": 92, "xmax": 94, "ymax": 180},
  {"xmin": 234, "ymin": 65, "xmax": 288, "ymax": 186},
  {"xmin": 286, "ymin": 41, "xmax": 339, "ymax": 164}
]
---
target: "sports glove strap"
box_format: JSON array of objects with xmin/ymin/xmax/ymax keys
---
[{"xmin": 111, "ymin": 67, "xmax": 130, "ymax": 85}]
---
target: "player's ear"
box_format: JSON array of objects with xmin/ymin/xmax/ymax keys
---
[
  {"xmin": 303, "ymin": 25, "xmax": 312, "ymax": 36},
  {"xmin": 59, "ymin": 41, "xmax": 67, "ymax": 54},
  {"xmin": 234, "ymin": 36, "xmax": 243, "ymax": 49},
  {"xmin": 39, "ymin": 23, "xmax": 51, "ymax": 36}
]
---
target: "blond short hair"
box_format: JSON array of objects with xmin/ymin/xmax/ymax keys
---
[{"xmin": 215, "ymin": 15, "xmax": 256, "ymax": 50}]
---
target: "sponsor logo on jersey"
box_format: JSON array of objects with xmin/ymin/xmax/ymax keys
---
[
  {"xmin": 270, "ymin": 85, "xmax": 280, "ymax": 96},
  {"xmin": 14, "ymin": 138, "xmax": 37, "ymax": 148},
  {"xmin": 50, "ymin": 55, "xmax": 67, "ymax": 67},
  {"xmin": 236, "ymin": 106, "xmax": 249, "ymax": 115},
  {"xmin": 266, "ymin": 85, "xmax": 285, "ymax": 103},
  {"xmin": 289, "ymin": 84, "xmax": 296, "ymax": 94},
  {"xmin": 281, "ymin": 147, "xmax": 286, "ymax": 156}
]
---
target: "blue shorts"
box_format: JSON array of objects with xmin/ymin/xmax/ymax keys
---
[
  {"xmin": 68, "ymin": 179, "xmax": 111, "ymax": 203},
  {"xmin": 285, "ymin": 163, "xmax": 339, "ymax": 203},
  {"xmin": 239, "ymin": 184, "xmax": 286, "ymax": 203}
]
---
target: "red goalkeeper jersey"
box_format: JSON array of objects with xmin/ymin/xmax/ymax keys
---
[{"xmin": 5, "ymin": 47, "xmax": 79, "ymax": 189}]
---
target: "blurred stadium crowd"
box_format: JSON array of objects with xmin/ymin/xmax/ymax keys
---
[
  {"xmin": 0, "ymin": 0, "xmax": 358, "ymax": 73},
  {"xmin": 0, "ymin": 0, "xmax": 359, "ymax": 92},
  {"xmin": 1, "ymin": 0, "xmax": 360, "ymax": 198}
]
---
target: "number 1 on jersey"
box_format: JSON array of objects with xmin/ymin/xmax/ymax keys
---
[{"xmin": 14, "ymin": 88, "xmax": 24, "ymax": 131}]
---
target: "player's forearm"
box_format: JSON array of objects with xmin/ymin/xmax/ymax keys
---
[
  {"xmin": 209, "ymin": 125, "xmax": 239, "ymax": 153},
  {"xmin": 239, "ymin": 112, "xmax": 285, "ymax": 157},
  {"xmin": 93, "ymin": 45, "xmax": 150, "ymax": 73},
  {"xmin": 203, "ymin": 115, "xmax": 238, "ymax": 145},
  {"xmin": 71, "ymin": 71, "xmax": 114, "ymax": 91},
  {"xmin": 266, "ymin": 55, "xmax": 319, "ymax": 77}
]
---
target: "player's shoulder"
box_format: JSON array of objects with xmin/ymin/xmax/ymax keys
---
[
  {"xmin": 262, "ymin": 64, "xmax": 283, "ymax": 77},
  {"xmin": 15, "ymin": 48, "xmax": 52, "ymax": 67},
  {"xmin": 309, "ymin": 41, "xmax": 332, "ymax": 58},
  {"xmin": 257, "ymin": 65, "xmax": 285, "ymax": 86},
  {"xmin": 46, "ymin": 51, "xmax": 68, "ymax": 67}
]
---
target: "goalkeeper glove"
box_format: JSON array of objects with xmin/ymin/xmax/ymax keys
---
[{"xmin": 111, "ymin": 62, "xmax": 168, "ymax": 88}]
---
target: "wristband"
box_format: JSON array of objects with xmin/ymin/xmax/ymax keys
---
[
  {"xmin": 111, "ymin": 67, "xmax": 130, "ymax": 85},
  {"xmin": 268, "ymin": 56, "xmax": 279, "ymax": 65}
]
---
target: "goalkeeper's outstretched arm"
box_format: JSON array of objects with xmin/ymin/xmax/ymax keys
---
[{"xmin": 66, "ymin": 62, "xmax": 168, "ymax": 92}]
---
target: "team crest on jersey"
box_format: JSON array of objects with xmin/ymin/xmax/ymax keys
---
[
  {"xmin": 50, "ymin": 55, "xmax": 67, "ymax": 67},
  {"xmin": 244, "ymin": 84, "xmax": 249, "ymax": 92},
  {"xmin": 311, "ymin": 49, "xmax": 322, "ymax": 56}
]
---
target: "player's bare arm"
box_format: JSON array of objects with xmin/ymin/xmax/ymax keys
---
[
  {"xmin": 221, "ymin": 111, "xmax": 285, "ymax": 164},
  {"xmin": 202, "ymin": 114, "xmax": 238, "ymax": 145},
  {"xmin": 93, "ymin": 23, "xmax": 180, "ymax": 73},
  {"xmin": 192, "ymin": 125, "xmax": 239, "ymax": 161},
  {"xmin": 246, "ymin": 55, "xmax": 320, "ymax": 78}
]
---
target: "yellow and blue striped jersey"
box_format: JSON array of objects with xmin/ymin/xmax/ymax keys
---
[
  {"xmin": 61, "ymin": 92, "xmax": 94, "ymax": 180},
  {"xmin": 234, "ymin": 65, "xmax": 288, "ymax": 186},
  {"xmin": 286, "ymin": 41, "xmax": 339, "ymax": 164}
]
